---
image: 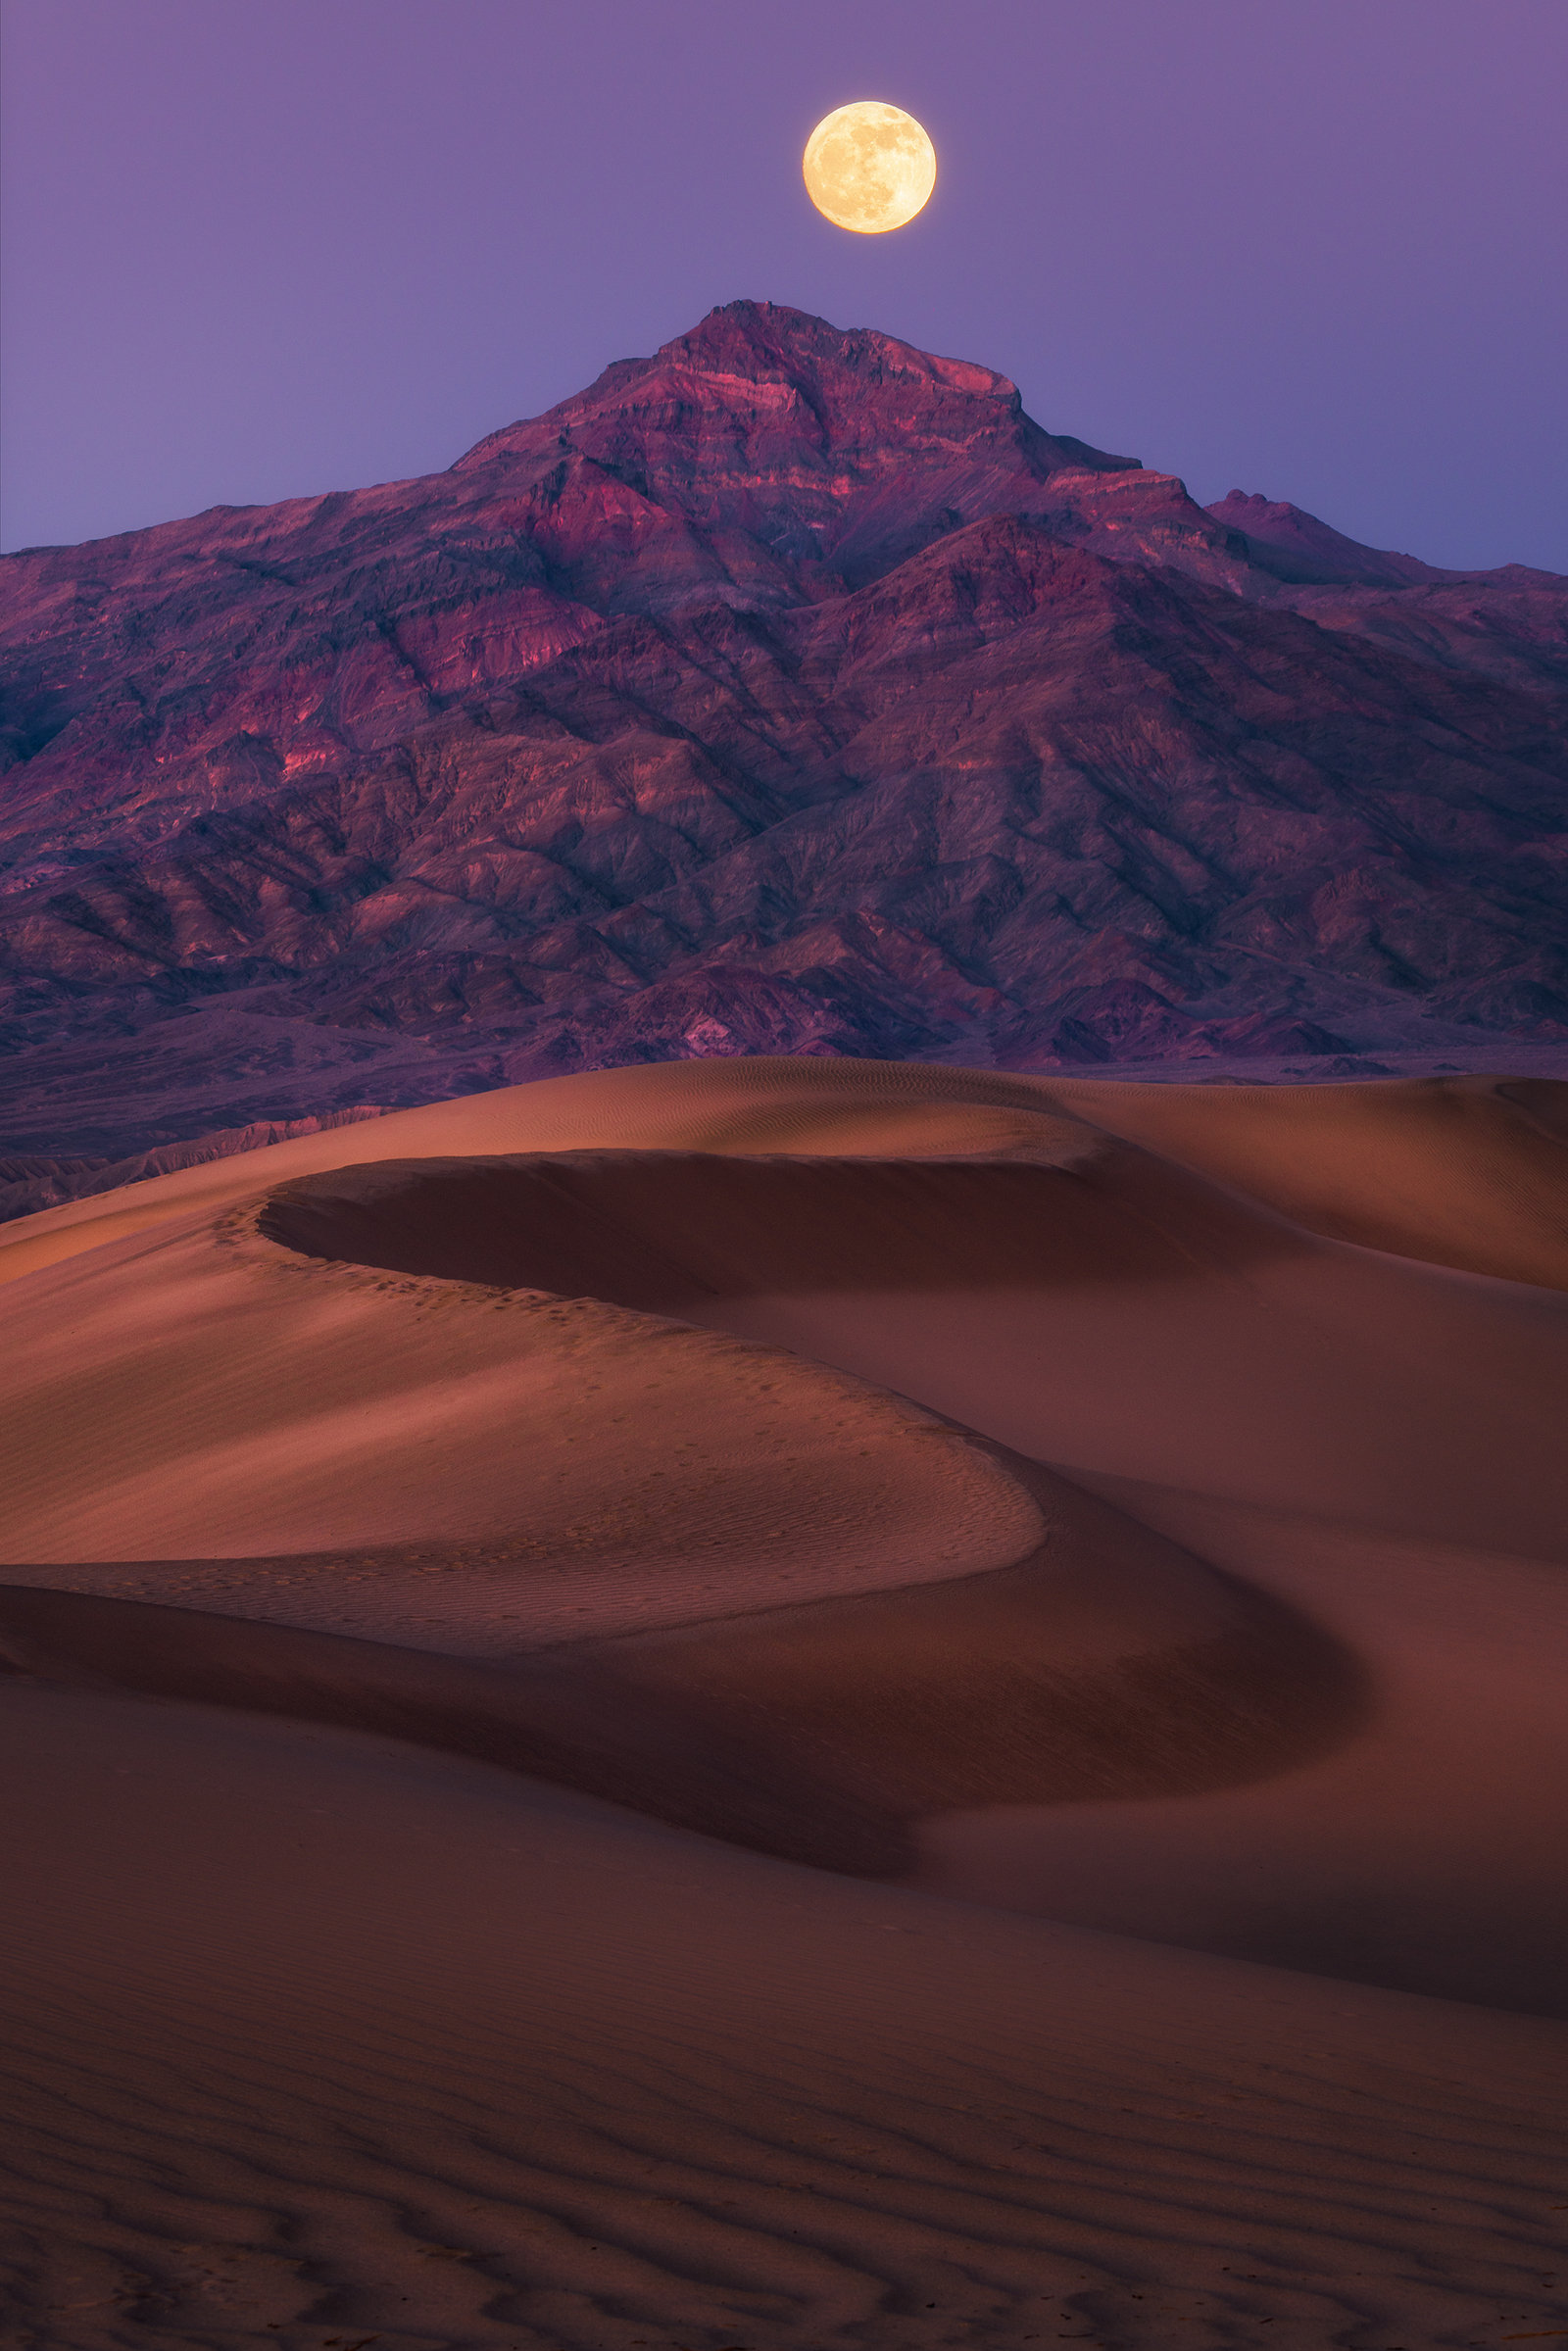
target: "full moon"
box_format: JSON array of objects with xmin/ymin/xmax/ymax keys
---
[{"xmin": 803, "ymin": 102, "xmax": 936, "ymax": 234}]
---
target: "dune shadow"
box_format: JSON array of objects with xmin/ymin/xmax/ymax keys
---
[
  {"xmin": 256, "ymin": 1146, "xmax": 1310, "ymax": 1308},
  {"xmin": 0, "ymin": 1532, "xmax": 1369, "ymax": 1881}
]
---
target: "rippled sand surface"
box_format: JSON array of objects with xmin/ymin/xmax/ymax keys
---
[{"xmin": 3, "ymin": 1057, "xmax": 1566, "ymax": 2348}]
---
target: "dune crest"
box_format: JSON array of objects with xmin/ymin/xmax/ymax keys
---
[
  {"xmin": 0, "ymin": 1199, "xmax": 1044, "ymax": 1643},
  {"xmin": 250, "ymin": 1134, "xmax": 1568, "ymax": 1555},
  {"xmin": 4, "ymin": 1054, "xmax": 1566, "ymax": 1288}
]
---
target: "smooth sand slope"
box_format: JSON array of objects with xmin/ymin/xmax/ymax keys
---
[{"xmin": 3, "ymin": 1054, "xmax": 1567, "ymax": 2348}]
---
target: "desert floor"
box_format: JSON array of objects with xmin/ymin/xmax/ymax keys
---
[{"xmin": 2, "ymin": 1056, "xmax": 1565, "ymax": 2349}]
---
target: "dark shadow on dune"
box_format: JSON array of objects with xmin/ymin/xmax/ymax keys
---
[
  {"xmin": 256, "ymin": 1147, "xmax": 1312, "ymax": 1308},
  {"xmin": 0, "ymin": 1536, "xmax": 1367, "ymax": 1882},
  {"xmin": 1497, "ymin": 1078, "xmax": 1568, "ymax": 1143}
]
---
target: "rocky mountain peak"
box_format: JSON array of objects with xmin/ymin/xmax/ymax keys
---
[
  {"xmin": 453, "ymin": 298, "xmax": 1141, "ymax": 580},
  {"xmin": 1, "ymin": 304, "xmax": 1565, "ymax": 1188},
  {"xmin": 657, "ymin": 298, "xmax": 1023, "ymax": 405}
]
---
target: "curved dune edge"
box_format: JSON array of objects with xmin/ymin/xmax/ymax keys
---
[
  {"xmin": 0, "ymin": 1169, "xmax": 1374, "ymax": 1875},
  {"xmin": 248, "ymin": 1141, "xmax": 1568, "ymax": 1561},
  {"xmin": 8, "ymin": 1131, "xmax": 1562, "ymax": 2019},
  {"xmin": 1, "ymin": 1140, "xmax": 1379, "ymax": 1868},
  {"xmin": 1048, "ymin": 1065, "xmax": 1568, "ymax": 1286},
  {"xmin": 2, "ymin": 1053, "xmax": 1565, "ymax": 1289},
  {"xmin": 0, "ymin": 1528, "xmax": 1368, "ymax": 1883},
  {"xmin": 0, "ymin": 1188, "xmax": 1046, "ymax": 1604},
  {"xmin": 255, "ymin": 1142, "xmax": 1316, "ymax": 1309}
]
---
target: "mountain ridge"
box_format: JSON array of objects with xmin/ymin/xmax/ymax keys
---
[{"xmin": 2, "ymin": 299, "xmax": 1565, "ymax": 1184}]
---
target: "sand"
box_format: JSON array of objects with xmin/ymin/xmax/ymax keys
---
[
  {"xmin": 2, "ymin": 1054, "xmax": 1566, "ymax": 2348},
  {"xmin": 6, "ymin": 1056, "xmax": 1567, "ymax": 1291}
]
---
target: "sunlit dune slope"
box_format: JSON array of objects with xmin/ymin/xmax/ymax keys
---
[
  {"xmin": 3, "ymin": 1054, "xmax": 1565, "ymax": 1288},
  {"xmin": 258, "ymin": 1142, "xmax": 1568, "ymax": 1555},
  {"xmin": 1050, "ymin": 1067, "xmax": 1568, "ymax": 1285},
  {"xmin": 0, "ymin": 1197, "xmax": 1042, "ymax": 1641}
]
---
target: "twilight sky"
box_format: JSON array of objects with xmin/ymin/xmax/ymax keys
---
[{"xmin": 2, "ymin": 0, "xmax": 1564, "ymax": 570}]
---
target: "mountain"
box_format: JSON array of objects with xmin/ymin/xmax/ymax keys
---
[
  {"xmin": 2, "ymin": 298, "xmax": 1566, "ymax": 1181},
  {"xmin": 1204, "ymin": 488, "xmax": 1481, "ymax": 589}
]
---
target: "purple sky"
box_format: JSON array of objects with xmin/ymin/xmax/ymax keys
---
[{"xmin": 3, "ymin": 0, "xmax": 1564, "ymax": 569}]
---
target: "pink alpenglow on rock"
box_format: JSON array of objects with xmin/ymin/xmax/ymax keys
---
[{"xmin": 1, "ymin": 300, "xmax": 1565, "ymax": 1196}]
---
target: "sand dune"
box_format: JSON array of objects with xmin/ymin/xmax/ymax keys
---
[
  {"xmin": 6, "ymin": 1681, "xmax": 1566, "ymax": 2351},
  {"xmin": 1050, "ymin": 1068, "xmax": 1568, "ymax": 1288},
  {"xmin": 916, "ymin": 1486, "xmax": 1568, "ymax": 2014},
  {"xmin": 0, "ymin": 1518, "xmax": 1362, "ymax": 1879},
  {"xmin": 3, "ymin": 1053, "xmax": 1567, "ymax": 2346},
  {"xmin": 5, "ymin": 1054, "xmax": 1566, "ymax": 1288},
  {"xmin": 256, "ymin": 1140, "xmax": 1568, "ymax": 1553},
  {"xmin": 0, "ymin": 1194, "xmax": 1043, "ymax": 1627}
]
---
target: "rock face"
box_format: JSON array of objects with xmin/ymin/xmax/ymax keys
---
[
  {"xmin": 0, "ymin": 1104, "xmax": 391, "ymax": 1225},
  {"xmin": 2, "ymin": 298, "xmax": 1566, "ymax": 1168}
]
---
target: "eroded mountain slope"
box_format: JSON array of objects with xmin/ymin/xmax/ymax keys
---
[{"xmin": 3, "ymin": 302, "xmax": 1565, "ymax": 1172}]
